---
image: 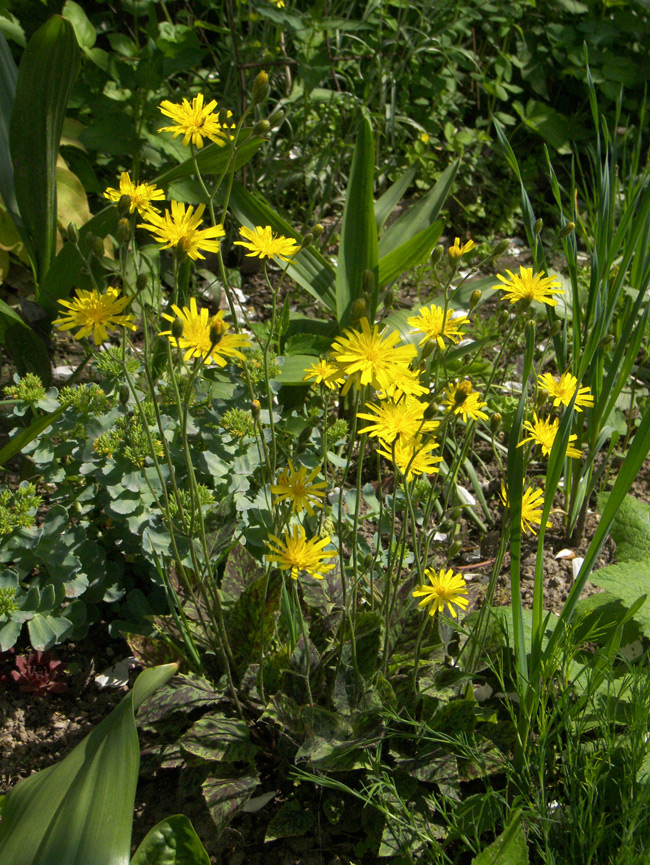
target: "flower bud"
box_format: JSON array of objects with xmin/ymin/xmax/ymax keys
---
[
  {"xmin": 136, "ymin": 273, "xmax": 148, "ymax": 292},
  {"xmin": 116, "ymin": 218, "xmax": 131, "ymax": 244},
  {"xmin": 559, "ymin": 221, "xmax": 576, "ymax": 238},
  {"xmin": 117, "ymin": 194, "xmax": 132, "ymax": 217},
  {"xmin": 430, "ymin": 244, "xmax": 444, "ymax": 267},
  {"xmin": 362, "ymin": 269, "xmax": 375, "ymax": 297},
  {"xmin": 420, "ymin": 341, "xmax": 435, "ymax": 361},
  {"xmin": 270, "ymin": 109, "xmax": 285, "ymax": 128},
  {"xmin": 534, "ymin": 218, "xmax": 543, "ymax": 236},
  {"xmin": 311, "ymin": 223, "xmax": 324, "ymax": 240},
  {"xmin": 67, "ymin": 222, "xmax": 79, "ymax": 244},
  {"xmin": 252, "ymin": 70, "xmax": 270, "ymax": 104},
  {"xmin": 549, "ymin": 319, "xmax": 562, "ymax": 337},
  {"xmin": 219, "ymin": 108, "xmax": 231, "ymax": 125},
  {"xmin": 171, "ymin": 317, "xmax": 184, "ymax": 340},
  {"xmin": 498, "ymin": 310, "xmax": 510, "ymax": 328},
  {"xmin": 448, "ymin": 539, "xmax": 463, "ymax": 559},
  {"xmin": 490, "ymin": 412, "xmax": 502, "ymax": 433},
  {"xmin": 250, "ymin": 399, "xmax": 261, "ymax": 419},
  {"xmin": 252, "ymin": 119, "xmax": 271, "ymax": 137},
  {"xmin": 423, "ymin": 401, "xmax": 437, "ymax": 420},
  {"xmin": 383, "ymin": 288, "xmax": 394, "ymax": 309},
  {"xmin": 469, "ymin": 289, "xmax": 482, "ymax": 312},
  {"xmin": 85, "ymin": 231, "xmax": 96, "ymax": 249},
  {"xmin": 300, "ymin": 232, "xmax": 313, "ymax": 249},
  {"xmin": 92, "ymin": 237, "xmax": 105, "ymax": 259},
  {"xmin": 119, "ymin": 384, "xmax": 130, "ymax": 406},
  {"xmin": 350, "ymin": 297, "xmax": 367, "ymax": 324},
  {"xmin": 363, "ymin": 553, "xmax": 374, "ymax": 570},
  {"xmin": 492, "ymin": 239, "xmax": 510, "ymax": 257},
  {"xmin": 599, "ymin": 334, "xmax": 615, "ymax": 351}
]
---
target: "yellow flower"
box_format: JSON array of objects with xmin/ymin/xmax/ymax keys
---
[
  {"xmin": 270, "ymin": 0, "xmax": 285, "ymax": 6},
  {"xmin": 234, "ymin": 225, "xmax": 300, "ymax": 262},
  {"xmin": 413, "ymin": 567, "xmax": 469, "ymax": 618},
  {"xmin": 493, "ymin": 266, "xmax": 564, "ymax": 307},
  {"xmin": 265, "ymin": 524, "xmax": 335, "ymax": 581},
  {"xmin": 444, "ymin": 380, "xmax": 488, "ymax": 423},
  {"xmin": 330, "ymin": 317, "xmax": 416, "ymax": 394},
  {"xmin": 302, "ymin": 359, "xmax": 345, "ymax": 390},
  {"xmin": 500, "ymin": 483, "xmax": 552, "ymax": 536},
  {"xmin": 103, "ymin": 171, "xmax": 165, "ymax": 217},
  {"xmin": 357, "ymin": 397, "xmax": 438, "ymax": 443},
  {"xmin": 538, "ymin": 372, "xmax": 594, "ymax": 412},
  {"xmin": 270, "ymin": 462, "xmax": 327, "ymax": 517},
  {"xmin": 377, "ymin": 436, "xmax": 442, "ymax": 482},
  {"xmin": 377, "ymin": 365, "xmax": 429, "ymax": 400},
  {"xmin": 518, "ymin": 413, "xmax": 581, "ymax": 459},
  {"xmin": 158, "ymin": 94, "xmax": 234, "ymax": 149},
  {"xmin": 419, "ymin": 132, "xmax": 430, "ymax": 144},
  {"xmin": 138, "ymin": 201, "xmax": 225, "ymax": 260},
  {"xmin": 407, "ymin": 304, "xmax": 469, "ymax": 350},
  {"xmin": 53, "ymin": 287, "xmax": 136, "ymax": 345},
  {"xmin": 448, "ymin": 237, "xmax": 476, "ymax": 259},
  {"xmin": 160, "ymin": 299, "xmax": 250, "ymax": 366}
]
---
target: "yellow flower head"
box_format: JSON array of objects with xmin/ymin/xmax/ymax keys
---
[
  {"xmin": 538, "ymin": 372, "xmax": 594, "ymax": 412},
  {"xmin": 160, "ymin": 299, "xmax": 250, "ymax": 366},
  {"xmin": 53, "ymin": 287, "xmax": 136, "ymax": 345},
  {"xmin": 265, "ymin": 524, "xmax": 335, "ymax": 581},
  {"xmin": 158, "ymin": 94, "xmax": 235, "ymax": 149},
  {"xmin": 234, "ymin": 225, "xmax": 300, "ymax": 263},
  {"xmin": 448, "ymin": 237, "xmax": 476, "ymax": 260},
  {"xmin": 270, "ymin": 0, "xmax": 285, "ymax": 6},
  {"xmin": 270, "ymin": 462, "xmax": 327, "ymax": 517},
  {"xmin": 493, "ymin": 266, "xmax": 564, "ymax": 307},
  {"xmin": 377, "ymin": 435, "xmax": 442, "ymax": 482},
  {"xmin": 138, "ymin": 201, "xmax": 225, "ymax": 260},
  {"xmin": 500, "ymin": 483, "xmax": 552, "ymax": 536},
  {"xmin": 444, "ymin": 380, "xmax": 488, "ymax": 423},
  {"xmin": 357, "ymin": 396, "xmax": 438, "ymax": 444},
  {"xmin": 413, "ymin": 567, "xmax": 469, "ymax": 618},
  {"xmin": 518, "ymin": 412, "xmax": 581, "ymax": 459},
  {"xmin": 407, "ymin": 304, "xmax": 469, "ymax": 350},
  {"xmin": 103, "ymin": 171, "xmax": 165, "ymax": 217},
  {"xmin": 377, "ymin": 365, "xmax": 429, "ymax": 400},
  {"xmin": 302, "ymin": 359, "xmax": 345, "ymax": 390},
  {"xmin": 330, "ymin": 317, "xmax": 416, "ymax": 394},
  {"xmin": 419, "ymin": 132, "xmax": 430, "ymax": 144}
]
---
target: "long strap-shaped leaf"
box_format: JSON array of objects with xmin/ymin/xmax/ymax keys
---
[
  {"xmin": 10, "ymin": 15, "xmax": 80, "ymax": 286},
  {"xmin": 0, "ymin": 31, "xmax": 19, "ymax": 227},
  {"xmin": 0, "ymin": 664, "xmax": 177, "ymax": 865}
]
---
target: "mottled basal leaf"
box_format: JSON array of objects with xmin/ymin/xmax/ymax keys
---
[
  {"xmin": 597, "ymin": 493, "xmax": 650, "ymax": 562},
  {"xmin": 260, "ymin": 692, "xmax": 305, "ymax": 738},
  {"xmin": 137, "ymin": 674, "xmax": 220, "ymax": 727},
  {"xmin": 179, "ymin": 714, "xmax": 256, "ymax": 763},
  {"xmin": 471, "ymin": 811, "xmax": 529, "ymax": 865},
  {"xmin": 125, "ymin": 632, "xmax": 180, "ymax": 669},
  {"xmin": 202, "ymin": 765, "xmax": 260, "ymax": 833},
  {"xmin": 353, "ymin": 611, "xmax": 382, "ymax": 678},
  {"xmin": 394, "ymin": 747, "xmax": 459, "ymax": 784},
  {"xmin": 220, "ymin": 543, "xmax": 265, "ymax": 608},
  {"xmin": 131, "ymin": 815, "xmax": 210, "ymax": 865},
  {"xmin": 264, "ymin": 798, "xmax": 316, "ymax": 843},
  {"xmin": 224, "ymin": 570, "xmax": 281, "ymax": 675},
  {"xmin": 300, "ymin": 563, "xmax": 344, "ymax": 614}
]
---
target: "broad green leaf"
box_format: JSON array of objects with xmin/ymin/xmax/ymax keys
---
[
  {"xmin": 471, "ymin": 811, "xmax": 529, "ymax": 864},
  {"xmin": 61, "ymin": 1, "xmax": 95, "ymax": 52},
  {"xmin": 335, "ymin": 113, "xmax": 378, "ymax": 324},
  {"xmin": 0, "ymin": 400, "xmax": 69, "ymax": 466},
  {"xmin": 275, "ymin": 354, "xmax": 319, "ymax": 386},
  {"xmin": 265, "ymin": 798, "xmax": 315, "ymax": 843},
  {"xmin": 513, "ymin": 99, "xmax": 574, "ymax": 155},
  {"xmin": 379, "ymin": 159, "xmax": 458, "ymax": 257},
  {"xmin": 374, "ymin": 164, "xmax": 416, "ymax": 233},
  {"xmin": 228, "ymin": 180, "xmax": 336, "ymax": 313},
  {"xmin": 155, "ymin": 134, "xmax": 263, "ymax": 186},
  {"xmin": 202, "ymin": 765, "xmax": 260, "ymax": 833},
  {"xmin": 131, "ymin": 815, "xmax": 210, "ymax": 865},
  {"xmin": 0, "ymin": 664, "xmax": 177, "ymax": 865},
  {"xmin": 589, "ymin": 562, "xmax": 650, "ymax": 635},
  {"xmin": 378, "ymin": 219, "xmax": 443, "ymax": 288},
  {"xmin": 596, "ymin": 493, "xmax": 650, "ymax": 562},
  {"xmin": 179, "ymin": 714, "xmax": 255, "ymax": 763},
  {"xmin": 10, "ymin": 15, "xmax": 81, "ymax": 285}
]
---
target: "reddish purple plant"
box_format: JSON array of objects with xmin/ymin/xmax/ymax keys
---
[{"xmin": 10, "ymin": 651, "xmax": 67, "ymax": 695}]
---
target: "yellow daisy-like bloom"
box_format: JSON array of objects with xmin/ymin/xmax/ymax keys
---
[
  {"xmin": 103, "ymin": 171, "xmax": 165, "ymax": 217},
  {"xmin": 448, "ymin": 237, "xmax": 476, "ymax": 259},
  {"xmin": 158, "ymin": 94, "xmax": 235, "ymax": 149},
  {"xmin": 265, "ymin": 524, "xmax": 335, "ymax": 581},
  {"xmin": 234, "ymin": 225, "xmax": 301, "ymax": 263},
  {"xmin": 330, "ymin": 317, "xmax": 416, "ymax": 394},
  {"xmin": 444, "ymin": 380, "xmax": 489, "ymax": 423},
  {"xmin": 413, "ymin": 568, "xmax": 469, "ymax": 618},
  {"xmin": 270, "ymin": 0, "xmax": 285, "ymax": 6},
  {"xmin": 302, "ymin": 359, "xmax": 345, "ymax": 390},
  {"xmin": 377, "ymin": 436, "xmax": 442, "ymax": 482},
  {"xmin": 378, "ymin": 365, "xmax": 429, "ymax": 400},
  {"xmin": 420, "ymin": 132, "xmax": 430, "ymax": 144},
  {"xmin": 357, "ymin": 397, "xmax": 438, "ymax": 444},
  {"xmin": 270, "ymin": 462, "xmax": 327, "ymax": 517},
  {"xmin": 159, "ymin": 299, "xmax": 250, "ymax": 366},
  {"xmin": 538, "ymin": 372, "xmax": 594, "ymax": 412},
  {"xmin": 493, "ymin": 266, "xmax": 564, "ymax": 307},
  {"xmin": 138, "ymin": 201, "xmax": 225, "ymax": 261},
  {"xmin": 407, "ymin": 304, "xmax": 469, "ymax": 350},
  {"xmin": 499, "ymin": 483, "xmax": 552, "ymax": 536},
  {"xmin": 53, "ymin": 287, "xmax": 136, "ymax": 345},
  {"xmin": 518, "ymin": 413, "xmax": 581, "ymax": 459}
]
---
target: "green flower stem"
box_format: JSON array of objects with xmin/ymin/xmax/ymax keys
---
[{"xmin": 411, "ymin": 612, "xmax": 432, "ymax": 694}]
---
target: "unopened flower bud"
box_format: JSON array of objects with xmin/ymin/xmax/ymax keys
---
[
  {"xmin": 300, "ymin": 232, "xmax": 313, "ymax": 249},
  {"xmin": 423, "ymin": 402, "xmax": 436, "ymax": 420},
  {"xmin": 252, "ymin": 70, "xmax": 270, "ymax": 104},
  {"xmin": 383, "ymin": 288, "xmax": 394, "ymax": 309},
  {"xmin": 350, "ymin": 297, "xmax": 367, "ymax": 324},
  {"xmin": 498, "ymin": 310, "xmax": 510, "ymax": 328},
  {"xmin": 448, "ymin": 539, "xmax": 463, "ymax": 559},
  {"xmin": 117, "ymin": 194, "xmax": 132, "ymax": 217},
  {"xmin": 252, "ymin": 119, "xmax": 271, "ymax": 137},
  {"xmin": 219, "ymin": 108, "xmax": 231, "ymax": 125},
  {"xmin": 119, "ymin": 384, "xmax": 130, "ymax": 406},
  {"xmin": 270, "ymin": 109, "xmax": 285, "ymax": 128},
  {"xmin": 363, "ymin": 553, "xmax": 374, "ymax": 570},
  {"xmin": 492, "ymin": 239, "xmax": 510, "ymax": 257},
  {"xmin": 469, "ymin": 289, "xmax": 482, "ymax": 312},
  {"xmin": 362, "ymin": 269, "xmax": 375, "ymax": 297},
  {"xmin": 430, "ymin": 244, "xmax": 444, "ymax": 267},
  {"xmin": 250, "ymin": 399, "xmax": 261, "ymax": 419},
  {"xmin": 311, "ymin": 223, "xmax": 324, "ymax": 240},
  {"xmin": 549, "ymin": 319, "xmax": 562, "ymax": 337},
  {"xmin": 559, "ymin": 221, "xmax": 576, "ymax": 238},
  {"xmin": 92, "ymin": 237, "xmax": 105, "ymax": 259},
  {"xmin": 420, "ymin": 341, "xmax": 435, "ymax": 362},
  {"xmin": 85, "ymin": 231, "xmax": 96, "ymax": 249},
  {"xmin": 171, "ymin": 317, "xmax": 184, "ymax": 340},
  {"xmin": 490, "ymin": 412, "xmax": 502, "ymax": 433},
  {"xmin": 534, "ymin": 218, "xmax": 543, "ymax": 236},
  {"xmin": 136, "ymin": 273, "xmax": 148, "ymax": 292},
  {"xmin": 599, "ymin": 334, "xmax": 615, "ymax": 351},
  {"xmin": 67, "ymin": 222, "xmax": 79, "ymax": 244},
  {"xmin": 116, "ymin": 218, "xmax": 131, "ymax": 244}
]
